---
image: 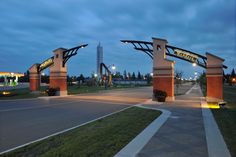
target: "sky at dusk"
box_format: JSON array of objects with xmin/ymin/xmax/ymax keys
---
[{"xmin": 0, "ymin": 0, "xmax": 235, "ymax": 78}]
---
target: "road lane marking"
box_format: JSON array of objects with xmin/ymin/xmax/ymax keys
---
[
  {"xmin": 0, "ymin": 99, "xmax": 135, "ymax": 112},
  {"xmin": 0, "ymin": 105, "xmax": 134, "ymax": 155},
  {"xmin": 185, "ymin": 84, "xmax": 197, "ymax": 95}
]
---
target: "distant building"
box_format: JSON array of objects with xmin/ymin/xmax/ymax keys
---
[{"xmin": 96, "ymin": 42, "xmax": 103, "ymax": 77}]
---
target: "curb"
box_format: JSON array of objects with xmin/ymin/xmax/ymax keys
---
[
  {"xmin": 201, "ymin": 99, "xmax": 231, "ymax": 157},
  {"xmin": 114, "ymin": 104, "xmax": 171, "ymax": 157}
]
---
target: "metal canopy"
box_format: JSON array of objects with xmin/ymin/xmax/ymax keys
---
[
  {"xmin": 38, "ymin": 44, "xmax": 88, "ymax": 72},
  {"xmin": 100, "ymin": 62, "xmax": 111, "ymax": 76},
  {"xmin": 121, "ymin": 40, "xmax": 227, "ymax": 69},
  {"xmin": 63, "ymin": 44, "xmax": 88, "ymax": 66}
]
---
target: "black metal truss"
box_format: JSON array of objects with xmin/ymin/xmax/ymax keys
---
[
  {"xmin": 100, "ymin": 62, "xmax": 111, "ymax": 77},
  {"xmin": 63, "ymin": 44, "xmax": 88, "ymax": 66},
  {"xmin": 38, "ymin": 44, "xmax": 88, "ymax": 72},
  {"xmin": 121, "ymin": 40, "xmax": 153, "ymax": 59},
  {"xmin": 121, "ymin": 40, "xmax": 227, "ymax": 69}
]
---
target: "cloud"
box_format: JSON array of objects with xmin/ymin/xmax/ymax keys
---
[{"xmin": 0, "ymin": 0, "xmax": 235, "ymax": 77}]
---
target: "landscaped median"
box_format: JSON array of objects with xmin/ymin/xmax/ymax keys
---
[
  {"xmin": 0, "ymin": 84, "xmax": 149, "ymax": 100},
  {"xmin": 0, "ymin": 106, "xmax": 161, "ymax": 157}
]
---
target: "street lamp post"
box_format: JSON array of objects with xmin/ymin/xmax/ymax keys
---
[{"xmin": 107, "ymin": 64, "xmax": 116, "ymax": 86}]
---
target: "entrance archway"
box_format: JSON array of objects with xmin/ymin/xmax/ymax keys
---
[
  {"xmin": 29, "ymin": 44, "xmax": 88, "ymax": 96},
  {"xmin": 121, "ymin": 37, "xmax": 227, "ymax": 102}
]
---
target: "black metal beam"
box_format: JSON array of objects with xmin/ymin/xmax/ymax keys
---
[
  {"xmin": 38, "ymin": 56, "xmax": 54, "ymax": 72},
  {"xmin": 121, "ymin": 40, "xmax": 227, "ymax": 69},
  {"xmin": 63, "ymin": 44, "xmax": 88, "ymax": 66}
]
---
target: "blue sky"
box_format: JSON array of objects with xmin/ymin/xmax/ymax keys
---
[{"xmin": 0, "ymin": 0, "xmax": 235, "ymax": 78}]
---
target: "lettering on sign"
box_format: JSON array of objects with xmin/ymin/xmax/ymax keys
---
[
  {"xmin": 174, "ymin": 49, "xmax": 198, "ymax": 62},
  {"xmin": 39, "ymin": 58, "xmax": 54, "ymax": 71}
]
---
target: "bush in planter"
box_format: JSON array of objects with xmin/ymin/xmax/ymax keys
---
[
  {"xmin": 46, "ymin": 88, "xmax": 59, "ymax": 96},
  {"xmin": 153, "ymin": 89, "xmax": 167, "ymax": 102}
]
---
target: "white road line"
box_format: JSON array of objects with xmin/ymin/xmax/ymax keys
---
[
  {"xmin": 0, "ymin": 101, "xmax": 82, "ymax": 112},
  {"xmin": 0, "ymin": 105, "xmax": 134, "ymax": 155},
  {"xmin": 0, "ymin": 99, "xmax": 132, "ymax": 112},
  {"xmin": 185, "ymin": 84, "xmax": 197, "ymax": 95}
]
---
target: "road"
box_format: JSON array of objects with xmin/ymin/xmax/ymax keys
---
[{"xmin": 0, "ymin": 87, "xmax": 152, "ymax": 152}]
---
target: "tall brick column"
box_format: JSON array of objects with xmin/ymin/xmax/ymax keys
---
[
  {"xmin": 29, "ymin": 64, "xmax": 40, "ymax": 92},
  {"xmin": 153, "ymin": 37, "xmax": 175, "ymax": 101},
  {"xmin": 206, "ymin": 53, "xmax": 224, "ymax": 102},
  {"xmin": 49, "ymin": 48, "xmax": 67, "ymax": 96}
]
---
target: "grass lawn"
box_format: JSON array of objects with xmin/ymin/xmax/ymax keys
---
[
  {"xmin": 0, "ymin": 86, "xmax": 48, "ymax": 100},
  {"xmin": 0, "ymin": 107, "xmax": 161, "ymax": 157},
  {"xmin": 211, "ymin": 85, "xmax": 236, "ymax": 157},
  {"xmin": 0, "ymin": 84, "xmax": 149, "ymax": 100},
  {"xmin": 68, "ymin": 84, "xmax": 147, "ymax": 95}
]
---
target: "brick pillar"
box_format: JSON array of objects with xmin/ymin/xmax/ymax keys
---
[
  {"xmin": 49, "ymin": 48, "xmax": 67, "ymax": 96},
  {"xmin": 153, "ymin": 37, "xmax": 175, "ymax": 101},
  {"xmin": 29, "ymin": 64, "xmax": 40, "ymax": 92},
  {"xmin": 206, "ymin": 53, "xmax": 224, "ymax": 102}
]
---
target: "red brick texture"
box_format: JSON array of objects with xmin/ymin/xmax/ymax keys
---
[
  {"xmin": 153, "ymin": 77, "xmax": 174, "ymax": 97},
  {"xmin": 49, "ymin": 78, "xmax": 67, "ymax": 91},
  {"xmin": 207, "ymin": 76, "xmax": 223, "ymax": 100},
  {"xmin": 29, "ymin": 78, "xmax": 40, "ymax": 91}
]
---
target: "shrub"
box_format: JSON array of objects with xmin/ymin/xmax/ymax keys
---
[
  {"xmin": 46, "ymin": 88, "xmax": 59, "ymax": 96},
  {"xmin": 153, "ymin": 90, "xmax": 167, "ymax": 102}
]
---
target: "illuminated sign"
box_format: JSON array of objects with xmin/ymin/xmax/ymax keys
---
[
  {"xmin": 39, "ymin": 57, "xmax": 54, "ymax": 71},
  {"xmin": 174, "ymin": 49, "xmax": 198, "ymax": 62}
]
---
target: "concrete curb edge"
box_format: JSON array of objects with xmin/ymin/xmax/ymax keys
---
[
  {"xmin": 201, "ymin": 99, "xmax": 231, "ymax": 157},
  {"xmin": 114, "ymin": 103, "xmax": 171, "ymax": 157}
]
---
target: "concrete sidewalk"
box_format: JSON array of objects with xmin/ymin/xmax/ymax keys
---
[{"xmin": 137, "ymin": 85, "xmax": 208, "ymax": 157}]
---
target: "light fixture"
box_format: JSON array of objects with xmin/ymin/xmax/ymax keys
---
[
  {"xmin": 192, "ymin": 63, "xmax": 197, "ymax": 67},
  {"xmin": 111, "ymin": 64, "xmax": 116, "ymax": 70}
]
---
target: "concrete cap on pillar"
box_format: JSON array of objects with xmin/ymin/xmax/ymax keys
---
[
  {"xmin": 206, "ymin": 52, "xmax": 225, "ymax": 61},
  {"xmin": 29, "ymin": 63, "xmax": 40, "ymax": 73},
  {"xmin": 152, "ymin": 37, "xmax": 168, "ymax": 43},
  {"xmin": 53, "ymin": 47, "xmax": 67, "ymax": 52}
]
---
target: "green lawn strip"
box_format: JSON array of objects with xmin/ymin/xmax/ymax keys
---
[
  {"xmin": 211, "ymin": 85, "xmax": 236, "ymax": 157},
  {"xmin": 0, "ymin": 85, "xmax": 149, "ymax": 99},
  {"xmin": 1, "ymin": 107, "xmax": 161, "ymax": 157},
  {"xmin": 0, "ymin": 87, "xmax": 47, "ymax": 100},
  {"xmin": 67, "ymin": 84, "xmax": 148, "ymax": 95}
]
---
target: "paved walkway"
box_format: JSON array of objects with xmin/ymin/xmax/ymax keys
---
[{"xmin": 137, "ymin": 85, "xmax": 208, "ymax": 157}]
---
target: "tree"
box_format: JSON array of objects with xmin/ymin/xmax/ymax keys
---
[
  {"xmin": 145, "ymin": 73, "xmax": 152, "ymax": 85},
  {"xmin": 229, "ymin": 68, "xmax": 236, "ymax": 86},
  {"xmin": 137, "ymin": 71, "xmax": 142, "ymax": 80},
  {"xmin": 77, "ymin": 74, "xmax": 85, "ymax": 84},
  {"xmin": 123, "ymin": 70, "xmax": 127, "ymax": 80},
  {"xmin": 175, "ymin": 70, "xmax": 183, "ymax": 95},
  {"xmin": 198, "ymin": 72, "xmax": 206, "ymax": 93},
  {"xmin": 127, "ymin": 72, "xmax": 131, "ymax": 80},
  {"xmin": 131, "ymin": 72, "xmax": 136, "ymax": 80},
  {"xmin": 67, "ymin": 75, "xmax": 73, "ymax": 86},
  {"xmin": 231, "ymin": 68, "xmax": 235, "ymax": 77}
]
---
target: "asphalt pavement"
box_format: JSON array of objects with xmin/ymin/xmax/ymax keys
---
[{"xmin": 0, "ymin": 87, "xmax": 152, "ymax": 152}]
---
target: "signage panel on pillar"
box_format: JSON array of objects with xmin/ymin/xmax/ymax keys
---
[
  {"xmin": 39, "ymin": 57, "xmax": 54, "ymax": 72},
  {"xmin": 174, "ymin": 49, "xmax": 198, "ymax": 62}
]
